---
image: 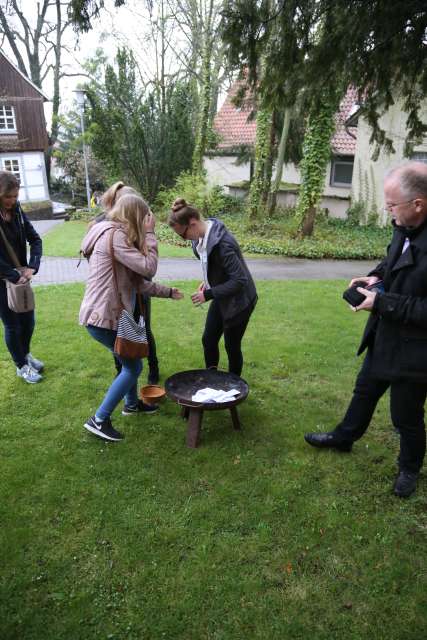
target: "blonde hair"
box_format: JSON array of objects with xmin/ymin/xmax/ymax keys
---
[
  {"xmin": 108, "ymin": 193, "xmax": 150, "ymax": 253},
  {"xmin": 101, "ymin": 182, "xmax": 138, "ymax": 211},
  {"xmin": 168, "ymin": 197, "xmax": 201, "ymax": 227}
]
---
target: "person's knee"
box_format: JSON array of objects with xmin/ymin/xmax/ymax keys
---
[
  {"xmin": 121, "ymin": 359, "xmax": 143, "ymax": 379},
  {"xmin": 4, "ymin": 323, "xmax": 20, "ymax": 339},
  {"xmin": 202, "ymin": 331, "xmax": 211, "ymax": 349}
]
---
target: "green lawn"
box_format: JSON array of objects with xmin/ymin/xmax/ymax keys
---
[
  {"xmin": 42, "ymin": 221, "xmax": 191, "ymax": 259},
  {"xmin": 1, "ymin": 281, "xmax": 426, "ymax": 639},
  {"xmin": 42, "ymin": 216, "xmax": 391, "ymax": 261}
]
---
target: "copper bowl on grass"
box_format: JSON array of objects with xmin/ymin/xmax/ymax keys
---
[{"xmin": 140, "ymin": 384, "xmax": 166, "ymax": 404}]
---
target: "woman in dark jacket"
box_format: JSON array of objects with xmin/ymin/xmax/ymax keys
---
[
  {"xmin": 0, "ymin": 171, "xmax": 43, "ymax": 383},
  {"xmin": 169, "ymin": 198, "xmax": 257, "ymax": 376}
]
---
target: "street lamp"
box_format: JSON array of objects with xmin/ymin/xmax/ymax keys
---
[{"xmin": 73, "ymin": 89, "xmax": 91, "ymax": 209}]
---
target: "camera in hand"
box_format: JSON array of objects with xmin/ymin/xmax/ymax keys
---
[{"xmin": 343, "ymin": 280, "xmax": 384, "ymax": 307}]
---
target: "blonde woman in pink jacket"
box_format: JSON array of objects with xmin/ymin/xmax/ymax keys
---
[{"xmin": 79, "ymin": 194, "xmax": 183, "ymax": 442}]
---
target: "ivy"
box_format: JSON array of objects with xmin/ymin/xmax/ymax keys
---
[
  {"xmin": 246, "ymin": 106, "xmax": 273, "ymax": 221},
  {"xmin": 295, "ymin": 95, "xmax": 338, "ymax": 235}
]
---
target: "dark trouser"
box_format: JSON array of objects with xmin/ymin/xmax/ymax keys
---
[
  {"xmin": 114, "ymin": 295, "xmax": 158, "ymax": 375},
  {"xmin": 0, "ymin": 280, "xmax": 35, "ymax": 369},
  {"xmin": 334, "ymin": 350, "xmax": 427, "ymax": 474},
  {"xmin": 202, "ymin": 299, "xmax": 252, "ymax": 376}
]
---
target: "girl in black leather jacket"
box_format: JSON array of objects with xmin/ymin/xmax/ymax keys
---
[{"xmin": 169, "ymin": 198, "xmax": 257, "ymax": 376}]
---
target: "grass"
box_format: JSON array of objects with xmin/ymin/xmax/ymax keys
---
[
  {"xmin": 42, "ymin": 215, "xmax": 391, "ymax": 261},
  {"xmin": 1, "ymin": 281, "xmax": 426, "ymax": 639},
  {"xmin": 42, "ymin": 221, "xmax": 195, "ymax": 259}
]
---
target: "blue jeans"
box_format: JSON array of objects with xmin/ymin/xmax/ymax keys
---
[
  {"xmin": 86, "ymin": 325, "xmax": 143, "ymax": 421},
  {"xmin": 0, "ymin": 280, "xmax": 35, "ymax": 368}
]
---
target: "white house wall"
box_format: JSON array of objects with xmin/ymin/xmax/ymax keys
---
[
  {"xmin": 0, "ymin": 151, "xmax": 49, "ymax": 202},
  {"xmin": 204, "ymin": 155, "xmax": 251, "ymax": 186},
  {"xmin": 353, "ymin": 100, "xmax": 427, "ymax": 223},
  {"xmin": 204, "ymin": 155, "xmax": 351, "ymax": 217}
]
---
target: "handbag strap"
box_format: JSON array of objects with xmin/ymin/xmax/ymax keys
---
[
  {"xmin": 108, "ymin": 229, "xmax": 145, "ymax": 316},
  {"xmin": 0, "ymin": 222, "xmax": 22, "ymax": 269}
]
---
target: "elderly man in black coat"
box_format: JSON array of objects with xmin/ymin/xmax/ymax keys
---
[{"xmin": 305, "ymin": 161, "xmax": 427, "ymax": 498}]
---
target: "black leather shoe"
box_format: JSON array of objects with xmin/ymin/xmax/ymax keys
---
[
  {"xmin": 393, "ymin": 471, "xmax": 418, "ymax": 498},
  {"xmin": 304, "ymin": 432, "xmax": 353, "ymax": 452}
]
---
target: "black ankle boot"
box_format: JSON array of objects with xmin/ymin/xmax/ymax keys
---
[{"xmin": 393, "ymin": 470, "xmax": 418, "ymax": 498}]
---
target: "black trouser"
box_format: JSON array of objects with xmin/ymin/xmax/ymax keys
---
[
  {"xmin": 0, "ymin": 280, "xmax": 35, "ymax": 369},
  {"xmin": 334, "ymin": 350, "xmax": 427, "ymax": 474},
  {"xmin": 114, "ymin": 295, "xmax": 158, "ymax": 375},
  {"xmin": 202, "ymin": 299, "xmax": 252, "ymax": 376}
]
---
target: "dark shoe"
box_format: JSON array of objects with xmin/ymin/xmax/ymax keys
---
[
  {"xmin": 393, "ymin": 470, "xmax": 418, "ymax": 498},
  {"xmin": 147, "ymin": 367, "xmax": 159, "ymax": 385},
  {"xmin": 304, "ymin": 432, "xmax": 353, "ymax": 452},
  {"xmin": 122, "ymin": 400, "xmax": 159, "ymax": 416},
  {"xmin": 83, "ymin": 416, "xmax": 124, "ymax": 442}
]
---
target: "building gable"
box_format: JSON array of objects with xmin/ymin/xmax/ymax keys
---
[{"xmin": 0, "ymin": 50, "xmax": 49, "ymax": 100}]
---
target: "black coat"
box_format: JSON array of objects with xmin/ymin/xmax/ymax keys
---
[
  {"xmin": 0, "ymin": 203, "xmax": 42, "ymax": 284},
  {"xmin": 192, "ymin": 218, "xmax": 257, "ymax": 327},
  {"xmin": 358, "ymin": 221, "xmax": 427, "ymax": 380}
]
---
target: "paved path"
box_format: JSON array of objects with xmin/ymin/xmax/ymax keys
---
[
  {"xmin": 31, "ymin": 219, "xmax": 376, "ymax": 285},
  {"xmin": 32, "ymin": 219, "xmax": 64, "ymax": 235},
  {"xmin": 32, "ymin": 255, "xmax": 376, "ymax": 286}
]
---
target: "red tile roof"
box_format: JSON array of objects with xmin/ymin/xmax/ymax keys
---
[
  {"xmin": 213, "ymin": 81, "xmax": 257, "ymax": 150},
  {"xmin": 213, "ymin": 83, "xmax": 358, "ymax": 156},
  {"xmin": 331, "ymin": 87, "xmax": 358, "ymax": 156}
]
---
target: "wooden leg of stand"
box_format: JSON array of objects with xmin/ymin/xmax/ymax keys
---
[
  {"xmin": 186, "ymin": 409, "xmax": 203, "ymax": 448},
  {"xmin": 230, "ymin": 406, "xmax": 241, "ymax": 431},
  {"xmin": 181, "ymin": 406, "xmax": 190, "ymax": 420}
]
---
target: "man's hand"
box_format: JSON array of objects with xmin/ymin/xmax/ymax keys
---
[
  {"xmin": 353, "ymin": 287, "xmax": 377, "ymax": 312},
  {"xmin": 144, "ymin": 211, "xmax": 156, "ymax": 232},
  {"xmin": 348, "ymin": 275, "xmax": 380, "ymax": 288},
  {"xmin": 197, "ymin": 282, "xmax": 205, "ymax": 292},
  {"xmin": 191, "ymin": 290, "xmax": 206, "ymax": 305}
]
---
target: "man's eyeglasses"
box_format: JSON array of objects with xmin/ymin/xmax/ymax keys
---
[{"xmin": 384, "ymin": 199, "xmax": 416, "ymax": 213}]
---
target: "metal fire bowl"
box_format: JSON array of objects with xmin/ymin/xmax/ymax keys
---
[{"xmin": 165, "ymin": 369, "xmax": 249, "ymax": 411}]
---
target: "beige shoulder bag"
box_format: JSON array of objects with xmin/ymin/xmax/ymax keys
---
[{"xmin": 0, "ymin": 224, "xmax": 35, "ymax": 313}]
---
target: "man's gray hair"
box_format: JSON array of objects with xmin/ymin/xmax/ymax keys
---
[{"xmin": 387, "ymin": 162, "xmax": 427, "ymax": 199}]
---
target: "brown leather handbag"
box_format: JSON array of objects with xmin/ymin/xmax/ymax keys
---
[
  {"xmin": 0, "ymin": 224, "xmax": 35, "ymax": 313},
  {"xmin": 109, "ymin": 229, "xmax": 149, "ymax": 360}
]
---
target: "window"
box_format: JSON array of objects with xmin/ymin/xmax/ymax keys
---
[
  {"xmin": 412, "ymin": 151, "xmax": 427, "ymax": 164},
  {"xmin": 0, "ymin": 105, "xmax": 17, "ymax": 133},
  {"xmin": 330, "ymin": 156, "xmax": 354, "ymax": 187},
  {"xmin": 2, "ymin": 158, "xmax": 21, "ymax": 182}
]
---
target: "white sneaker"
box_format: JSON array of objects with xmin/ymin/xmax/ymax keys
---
[
  {"xmin": 26, "ymin": 353, "xmax": 44, "ymax": 372},
  {"xmin": 17, "ymin": 364, "xmax": 42, "ymax": 384}
]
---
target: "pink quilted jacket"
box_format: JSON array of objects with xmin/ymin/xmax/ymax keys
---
[{"xmin": 79, "ymin": 221, "xmax": 172, "ymax": 330}]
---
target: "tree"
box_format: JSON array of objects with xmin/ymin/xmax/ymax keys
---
[
  {"xmin": 221, "ymin": 0, "xmax": 427, "ymax": 153},
  {"xmin": 53, "ymin": 108, "xmax": 108, "ymax": 203},
  {"xmin": 295, "ymin": 93, "xmax": 340, "ymax": 236},
  {"xmin": 69, "ymin": 0, "xmax": 230, "ymax": 176},
  {"xmin": 85, "ymin": 48, "xmax": 196, "ymax": 200},
  {"xmin": 246, "ymin": 105, "xmax": 273, "ymax": 220}
]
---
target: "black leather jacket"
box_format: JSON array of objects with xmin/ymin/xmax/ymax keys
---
[
  {"xmin": 192, "ymin": 217, "xmax": 257, "ymax": 327},
  {"xmin": 0, "ymin": 203, "xmax": 42, "ymax": 284}
]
